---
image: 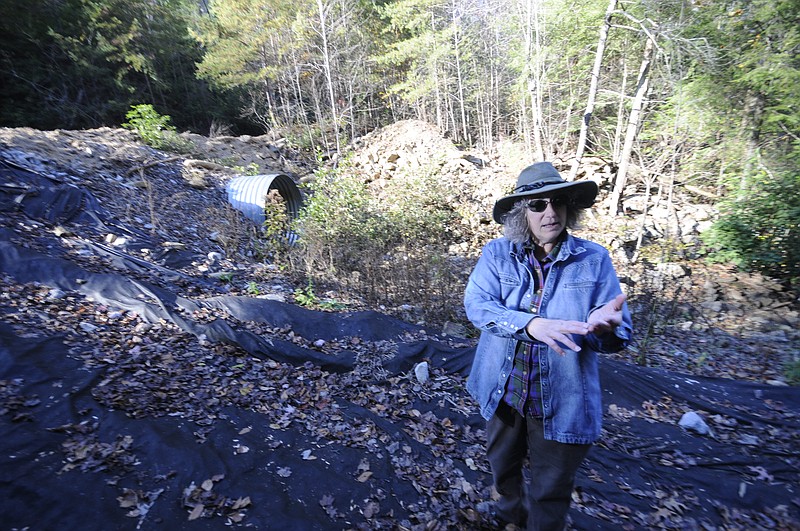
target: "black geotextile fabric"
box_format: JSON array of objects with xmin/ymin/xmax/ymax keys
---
[{"xmin": 1, "ymin": 159, "xmax": 799, "ymax": 530}]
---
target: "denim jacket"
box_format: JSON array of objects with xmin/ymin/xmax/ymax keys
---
[{"xmin": 464, "ymin": 234, "xmax": 632, "ymax": 444}]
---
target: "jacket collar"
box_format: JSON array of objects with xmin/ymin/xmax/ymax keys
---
[{"xmin": 510, "ymin": 233, "xmax": 584, "ymax": 263}]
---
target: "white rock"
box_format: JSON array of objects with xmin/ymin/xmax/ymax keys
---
[
  {"xmin": 47, "ymin": 288, "xmax": 65, "ymax": 300},
  {"xmin": 414, "ymin": 361, "xmax": 429, "ymax": 384},
  {"xmin": 79, "ymin": 322, "xmax": 99, "ymax": 333},
  {"xmin": 679, "ymin": 411, "xmax": 710, "ymax": 435}
]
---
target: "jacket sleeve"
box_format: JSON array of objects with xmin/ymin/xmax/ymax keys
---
[
  {"xmin": 584, "ymin": 251, "xmax": 633, "ymax": 353},
  {"xmin": 464, "ymin": 241, "xmax": 532, "ymax": 342}
]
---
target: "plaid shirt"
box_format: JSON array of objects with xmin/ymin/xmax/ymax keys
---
[{"xmin": 502, "ymin": 241, "xmax": 561, "ymax": 418}]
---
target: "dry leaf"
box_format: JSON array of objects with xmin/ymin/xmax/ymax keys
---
[
  {"xmin": 320, "ymin": 494, "xmax": 335, "ymax": 507},
  {"xmin": 363, "ymin": 501, "xmax": 380, "ymax": 519},
  {"xmin": 188, "ymin": 504, "xmax": 204, "ymax": 521},
  {"xmin": 301, "ymin": 449, "xmax": 316, "ymax": 460},
  {"xmin": 231, "ymin": 496, "xmax": 251, "ymax": 510}
]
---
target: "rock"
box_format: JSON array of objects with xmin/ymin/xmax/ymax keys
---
[
  {"xmin": 134, "ymin": 323, "xmax": 152, "ymax": 333},
  {"xmin": 656, "ymin": 262, "xmax": 690, "ymax": 278},
  {"xmin": 79, "ymin": 322, "xmax": 99, "ymax": 333},
  {"xmin": 737, "ymin": 434, "xmax": 760, "ymax": 446},
  {"xmin": 259, "ymin": 293, "xmax": 286, "ymax": 302},
  {"xmin": 700, "ymin": 301, "xmax": 724, "ymax": 312},
  {"xmin": 47, "ymin": 288, "xmax": 65, "ymax": 300},
  {"xmin": 442, "ymin": 321, "xmax": 467, "ymax": 338},
  {"xmin": 679, "ymin": 411, "xmax": 711, "ymax": 436},
  {"xmin": 53, "ymin": 225, "xmax": 73, "ymax": 237},
  {"xmin": 414, "ymin": 361, "xmax": 429, "ymax": 384}
]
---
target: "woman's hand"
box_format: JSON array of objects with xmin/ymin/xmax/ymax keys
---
[
  {"xmin": 525, "ymin": 293, "xmax": 626, "ymax": 355},
  {"xmin": 587, "ymin": 293, "xmax": 627, "ymax": 334},
  {"xmin": 525, "ymin": 317, "xmax": 590, "ymax": 356}
]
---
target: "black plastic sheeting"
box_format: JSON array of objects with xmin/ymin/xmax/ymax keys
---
[{"xmin": 1, "ymin": 159, "xmax": 799, "ymax": 530}]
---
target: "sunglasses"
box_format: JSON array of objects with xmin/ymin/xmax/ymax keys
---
[{"xmin": 524, "ymin": 196, "xmax": 570, "ymax": 213}]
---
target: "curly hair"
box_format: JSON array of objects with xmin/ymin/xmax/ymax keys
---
[{"xmin": 503, "ymin": 199, "xmax": 583, "ymax": 244}]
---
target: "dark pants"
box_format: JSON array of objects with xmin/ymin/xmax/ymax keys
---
[{"xmin": 486, "ymin": 403, "xmax": 590, "ymax": 531}]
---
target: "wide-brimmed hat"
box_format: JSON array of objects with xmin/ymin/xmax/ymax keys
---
[{"xmin": 492, "ymin": 162, "xmax": 598, "ymax": 223}]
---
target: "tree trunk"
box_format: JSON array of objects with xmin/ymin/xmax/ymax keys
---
[
  {"xmin": 609, "ymin": 36, "xmax": 654, "ymax": 216},
  {"xmin": 316, "ymin": 0, "xmax": 341, "ymax": 156},
  {"xmin": 452, "ymin": 0, "xmax": 469, "ymax": 144},
  {"xmin": 631, "ymin": 169, "xmax": 652, "ymax": 264},
  {"xmin": 530, "ymin": 0, "xmax": 545, "ymax": 160},
  {"xmin": 739, "ymin": 89, "xmax": 765, "ymax": 197},
  {"xmin": 613, "ymin": 52, "xmax": 628, "ymax": 162},
  {"xmin": 569, "ymin": 0, "xmax": 616, "ymax": 180}
]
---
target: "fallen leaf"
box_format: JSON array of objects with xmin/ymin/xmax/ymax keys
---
[
  {"xmin": 301, "ymin": 449, "xmax": 316, "ymax": 460},
  {"xmin": 231, "ymin": 496, "xmax": 251, "ymax": 510},
  {"xmin": 663, "ymin": 498, "xmax": 686, "ymax": 514},
  {"xmin": 748, "ymin": 466, "xmax": 774, "ymax": 482},
  {"xmin": 320, "ymin": 494, "xmax": 334, "ymax": 507},
  {"xmin": 363, "ymin": 501, "xmax": 380, "ymax": 519},
  {"xmin": 117, "ymin": 489, "xmax": 137, "ymax": 508},
  {"xmin": 188, "ymin": 503, "xmax": 204, "ymax": 521}
]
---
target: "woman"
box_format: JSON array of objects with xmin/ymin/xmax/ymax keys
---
[{"xmin": 464, "ymin": 162, "xmax": 632, "ymax": 530}]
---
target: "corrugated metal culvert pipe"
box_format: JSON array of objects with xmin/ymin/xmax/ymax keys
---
[{"xmin": 226, "ymin": 174, "xmax": 303, "ymax": 241}]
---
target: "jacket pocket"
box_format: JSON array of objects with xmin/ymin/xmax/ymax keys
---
[
  {"xmin": 563, "ymin": 280, "xmax": 596, "ymax": 292},
  {"xmin": 499, "ymin": 273, "xmax": 520, "ymax": 286}
]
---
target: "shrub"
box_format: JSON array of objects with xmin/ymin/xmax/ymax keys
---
[
  {"xmin": 702, "ymin": 169, "xmax": 800, "ymax": 291},
  {"xmin": 291, "ymin": 159, "xmax": 463, "ymax": 324},
  {"xmin": 785, "ymin": 358, "xmax": 800, "ymax": 385},
  {"xmin": 258, "ymin": 189, "xmax": 293, "ymax": 264},
  {"xmin": 122, "ymin": 104, "xmax": 194, "ymax": 153}
]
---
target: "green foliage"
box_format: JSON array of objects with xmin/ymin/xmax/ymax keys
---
[
  {"xmin": 702, "ymin": 169, "xmax": 800, "ymax": 289},
  {"xmin": 292, "ymin": 280, "xmax": 347, "ymax": 310},
  {"xmin": 123, "ymin": 104, "xmax": 175, "ymax": 146},
  {"xmin": 376, "ymin": 0, "xmax": 451, "ymax": 104},
  {"xmin": 786, "ymin": 358, "xmax": 800, "ymax": 385},
  {"xmin": 257, "ymin": 189, "xmax": 293, "ymax": 264},
  {"xmin": 233, "ymin": 162, "xmax": 261, "ymax": 176},
  {"xmin": 667, "ymin": 0, "xmax": 800, "ymax": 181},
  {"xmin": 193, "ymin": 0, "xmax": 383, "ymax": 145},
  {"xmin": 292, "ymin": 158, "xmax": 463, "ymax": 322},
  {"xmin": 293, "ymin": 280, "xmax": 319, "ymax": 307},
  {"xmin": 122, "ymin": 104, "xmax": 194, "ymax": 152},
  {"xmin": 217, "ymin": 272, "xmax": 234, "ymax": 283},
  {"xmin": 0, "ymin": 0, "xmax": 238, "ymax": 131}
]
